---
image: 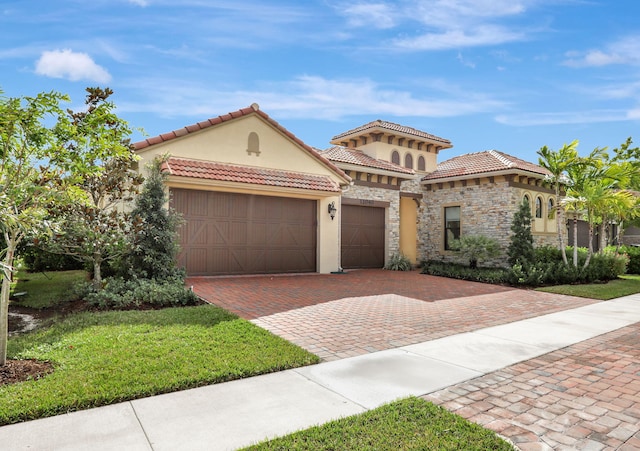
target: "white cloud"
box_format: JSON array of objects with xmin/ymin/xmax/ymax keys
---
[
  {"xmin": 564, "ymin": 35, "xmax": 640, "ymax": 67},
  {"xmin": 394, "ymin": 25, "xmax": 525, "ymax": 50},
  {"xmin": 35, "ymin": 49, "xmax": 112, "ymax": 83},
  {"xmin": 118, "ymin": 75, "xmax": 506, "ymax": 120},
  {"xmin": 336, "ymin": 0, "xmax": 537, "ymax": 50},
  {"xmin": 127, "ymin": 0, "xmax": 149, "ymax": 6},
  {"xmin": 338, "ymin": 2, "xmax": 397, "ymax": 29},
  {"xmin": 495, "ymin": 110, "xmax": 633, "ymax": 126}
]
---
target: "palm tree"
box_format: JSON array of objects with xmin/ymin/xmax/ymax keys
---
[
  {"xmin": 538, "ymin": 140, "xmax": 579, "ymax": 265},
  {"xmin": 565, "ymin": 151, "xmax": 634, "ymax": 268}
]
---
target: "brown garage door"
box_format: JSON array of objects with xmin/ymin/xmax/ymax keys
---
[
  {"xmin": 341, "ymin": 204, "xmax": 385, "ymax": 269},
  {"xmin": 172, "ymin": 189, "xmax": 317, "ymax": 276}
]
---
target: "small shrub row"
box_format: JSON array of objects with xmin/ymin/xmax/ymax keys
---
[
  {"xmin": 74, "ymin": 277, "xmax": 200, "ymax": 309},
  {"xmin": 422, "ymin": 246, "xmax": 628, "ymax": 287},
  {"xmin": 506, "ymin": 246, "xmax": 628, "ymax": 286},
  {"xmin": 421, "ymin": 261, "xmax": 508, "ymax": 284}
]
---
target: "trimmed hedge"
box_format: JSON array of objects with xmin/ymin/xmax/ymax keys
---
[{"xmin": 422, "ymin": 245, "xmax": 628, "ymax": 287}]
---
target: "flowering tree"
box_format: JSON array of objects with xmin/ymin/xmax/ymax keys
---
[
  {"xmin": 47, "ymin": 87, "xmax": 143, "ymax": 288},
  {"xmin": 0, "ymin": 90, "xmax": 68, "ymax": 365}
]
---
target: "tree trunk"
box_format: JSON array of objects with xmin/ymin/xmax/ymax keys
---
[
  {"xmin": 599, "ymin": 222, "xmax": 607, "ymax": 253},
  {"xmin": 584, "ymin": 222, "xmax": 594, "ymax": 269},
  {"xmin": 93, "ymin": 253, "xmax": 103, "ymax": 290},
  {"xmin": 556, "ymin": 189, "xmax": 568, "ymax": 265},
  {"xmin": 0, "ymin": 235, "xmax": 18, "ymax": 367},
  {"xmin": 573, "ymin": 214, "xmax": 578, "ymax": 268},
  {"xmin": 616, "ymin": 221, "xmax": 624, "ymax": 253}
]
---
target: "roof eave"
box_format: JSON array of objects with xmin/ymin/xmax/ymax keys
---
[
  {"xmin": 332, "ymin": 161, "xmax": 416, "ymax": 179},
  {"xmin": 421, "ymin": 168, "xmax": 549, "ymax": 185}
]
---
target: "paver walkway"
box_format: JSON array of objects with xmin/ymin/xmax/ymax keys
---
[
  {"xmin": 425, "ymin": 321, "xmax": 640, "ymax": 450},
  {"xmin": 190, "ymin": 270, "xmax": 599, "ymax": 361}
]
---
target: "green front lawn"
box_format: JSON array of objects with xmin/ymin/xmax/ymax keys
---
[
  {"xmin": 244, "ymin": 397, "xmax": 514, "ymax": 450},
  {"xmin": 10, "ymin": 270, "xmax": 88, "ymax": 309},
  {"xmin": 3, "ymin": 305, "xmax": 318, "ymax": 425},
  {"xmin": 536, "ymin": 274, "xmax": 640, "ymax": 300}
]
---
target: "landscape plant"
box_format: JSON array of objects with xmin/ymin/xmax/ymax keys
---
[
  {"xmin": 0, "ymin": 89, "xmax": 69, "ymax": 366},
  {"xmin": 121, "ymin": 155, "xmax": 183, "ymax": 280},
  {"xmin": 507, "ymin": 199, "xmax": 534, "ymax": 267},
  {"xmin": 383, "ymin": 253, "xmax": 412, "ymax": 271},
  {"xmin": 537, "ymin": 140, "xmax": 579, "ymax": 265},
  {"xmin": 450, "ymin": 235, "xmax": 501, "ymax": 269},
  {"xmin": 46, "ymin": 87, "xmax": 143, "ymax": 289}
]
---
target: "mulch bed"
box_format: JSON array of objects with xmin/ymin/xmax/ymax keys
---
[{"xmin": 0, "ymin": 359, "xmax": 54, "ymax": 386}]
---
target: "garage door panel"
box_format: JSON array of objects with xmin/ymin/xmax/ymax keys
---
[
  {"xmin": 172, "ymin": 189, "xmax": 316, "ymax": 276},
  {"xmin": 341, "ymin": 204, "xmax": 385, "ymax": 269}
]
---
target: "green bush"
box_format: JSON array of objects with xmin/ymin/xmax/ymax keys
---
[
  {"xmin": 581, "ymin": 251, "xmax": 628, "ymax": 282},
  {"xmin": 384, "ymin": 253, "xmax": 412, "ymax": 271},
  {"xmin": 74, "ymin": 277, "xmax": 199, "ymax": 309},
  {"xmin": 613, "ymin": 245, "xmax": 640, "ymax": 274},
  {"xmin": 507, "ymin": 248, "xmax": 627, "ymax": 286},
  {"xmin": 421, "ymin": 261, "xmax": 508, "ymax": 284},
  {"xmin": 20, "ymin": 242, "xmax": 84, "ymax": 272},
  {"xmin": 450, "ymin": 235, "xmax": 501, "ymax": 269}
]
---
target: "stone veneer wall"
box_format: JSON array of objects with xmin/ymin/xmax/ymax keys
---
[
  {"xmin": 420, "ymin": 177, "xmax": 517, "ymax": 266},
  {"xmin": 420, "ymin": 176, "xmax": 566, "ymax": 267}
]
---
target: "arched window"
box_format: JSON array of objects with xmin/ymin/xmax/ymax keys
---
[
  {"xmin": 391, "ymin": 150, "xmax": 400, "ymax": 165},
  {"xmin": 404, "ymin": 153, "xmax": 413, "ymax": 169},
  {"xmin": 523, "ymin": 194, "xmax": 531, "ymax": 213},
  {"xmin": 247, "ymin": 132, "xmax": 260, "ymax": 155},
  {"xmin": 417, "ymin": 156, "xmax": 426, "ymax": 171},
  {"xmin": 535, "ymin": 196, "xmax": 543, "ymax": 218},
  {"xmin": 548, "ymin": 198, "xmax": 555, "ymax": 219}
]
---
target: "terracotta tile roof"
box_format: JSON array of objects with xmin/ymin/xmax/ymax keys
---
[
  {"xmin": 163, "ymin": 157, "xmax": 342, "ymax": 193},
  {"xmin": 319, "ymin": 146, "xmax": 414, "ymax": 175},
  {"xmin": 422, "ymin": 150, "xmax": 551, "ymax": 182},
  {"xmin": 332, "ymin": 119, "xmax": 451, "ymax": 145},
  {"xmin": 133, "ymin": 103, "xmax": 350, "ymax": 185}
]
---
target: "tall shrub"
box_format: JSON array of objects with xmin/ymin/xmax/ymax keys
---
[
  {"xmin": 125, "ymin": 156, "xmax": 183, "ymax": 280},
  {"xmin": 508, "ymin": 200, "xmax": 534, "ymax": 267}
]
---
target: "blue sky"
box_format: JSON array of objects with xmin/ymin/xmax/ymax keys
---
[{"xmin": 2, "ymin": 0, "xmax": 639, "ymax": 163}]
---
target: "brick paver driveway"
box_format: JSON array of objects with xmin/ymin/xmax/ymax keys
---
[
  {"xmin": 188, "ymin": 269, "xmax": 598, "ymax": 361},
  {"xmin": 189, "ymin": 270, "xmax": 640, "ymax": 449}
]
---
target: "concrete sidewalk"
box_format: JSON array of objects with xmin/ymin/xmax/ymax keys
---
[{"xmin": 2, "ymin": 294, "xmax": 640, "ymax": 451}]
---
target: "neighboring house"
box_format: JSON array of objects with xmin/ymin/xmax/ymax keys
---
[
  {"xmin": 133, "ymin": 105, "xmax": 563, "ymax": 276},
  {"xmin": 623, "ymin": 225, "xmax": 640, "ymax": 246}
]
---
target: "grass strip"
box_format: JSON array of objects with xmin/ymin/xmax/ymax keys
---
[
  {"xmin": 10, "ymin": 270, "xmax": 88, "ymax": 309},
  {"xmin": 536, "ymin": 274, "xmax": 640, "ymax": 300},
  {"xmin": 243, "ymin": 397, "xmax": 514, "ymax": 450},
  {"xmin": 2, "ymin": 305, "xmax": 318, "ymax": 425}
]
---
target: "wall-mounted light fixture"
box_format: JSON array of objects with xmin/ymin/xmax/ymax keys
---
[{"xmin": 328, "ymin": 201, "xmax": 337, "ymax": 220}]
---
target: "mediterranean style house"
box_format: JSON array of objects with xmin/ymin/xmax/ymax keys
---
[{"xmin": 133, "ymin": 104, "xmax": 561, "ymax": 276}]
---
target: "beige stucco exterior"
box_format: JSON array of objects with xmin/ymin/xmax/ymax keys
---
[
  {"xmin": 134, "ymin": 108, "xmax": 349, "ymax": 275},
  {"xmin": 399, "ymin": 196, "xmax": 418, "ymax": 263},
  {"xmin": 133, "ymin": 106, "xmax": 570, "ymax": 275}
]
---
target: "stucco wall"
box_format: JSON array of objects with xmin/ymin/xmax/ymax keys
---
[{"xmin": 134, "ymin": 113, "xmax": 347, "ymax": 275}]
